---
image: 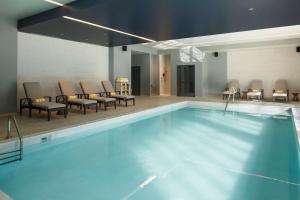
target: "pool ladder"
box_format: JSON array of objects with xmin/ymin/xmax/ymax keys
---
[
  {"xmin": 0, "ymin": 115, "xmax": 23, "ymax": 166},
  {"xmin": 224, "ymin": 92, "xmax": 235, "ymax": 112}
]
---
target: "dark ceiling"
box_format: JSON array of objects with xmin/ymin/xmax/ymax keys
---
[{"xmin": 18, "ymin": 0, "xmax": 300, "ymax": 47}]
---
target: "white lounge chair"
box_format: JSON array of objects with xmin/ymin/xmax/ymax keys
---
[
  {"xmin": 273, "ymin": 80, "xmax": 289, "ymax": 102},
  {"xmin": 247, "ymin": 80, "xmax": 264, "ymax": 100}
]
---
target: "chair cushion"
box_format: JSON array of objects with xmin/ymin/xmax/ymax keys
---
[
  {"xmin": 223, "ymin": 91, "xmax": 236, "ymax": 95},
  {"xmin": 90, "ymin": 96, "xmax": 116, "ymax": 102},
  {"xmin": 32, "ymin": 102, "xmax": 66, "ymax": 110},
  {"xmin": 247, "ymin": 92, "xmax": 261, "ymax": 96},
  {"xmin": 273, "ymin": 93, "xmax": 287, "ymax": 97},
  {"xmin": 113, "ymin": 94, "xmax": 135, "ymax": 100},
  {"xmin": 68, "ymin": 98, "xmax": 97, "ymax": 105},
  {"xmin": 23, "ymin": 82, "xmax": 43, "ymax": 99}
]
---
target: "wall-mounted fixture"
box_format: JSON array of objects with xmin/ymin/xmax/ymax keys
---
[{"xmin": 122, "ymin": 46, "xmax": 127, "ymax": 51}]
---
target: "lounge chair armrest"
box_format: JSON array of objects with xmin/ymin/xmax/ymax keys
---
[
  {"xmin": 75, "ymin": 93, "xmax": 84, "ymax": 99},
  {"xmin": 20, "ymin": 98, "xmax": 31, "ymax": 106},
  {"xmin": 44, "ymin": 96, "xmax": 52, "ymax": 102},
  {"xmin": 84, "ymin": 94, "xmax": 89, "ymax": 99},
  {"xmin": 56, "ymin": 95, "xmax": 67, "ymax": 104},
  {"xmin": 98, "ymin": 92, "xmax": 108, "ymax": 97}
]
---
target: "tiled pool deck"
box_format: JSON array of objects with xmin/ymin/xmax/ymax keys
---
[{"xmin": 1, "ymin": 96, "xmax": 300, "ymax": 142}]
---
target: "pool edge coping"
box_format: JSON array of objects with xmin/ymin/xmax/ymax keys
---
[{"xmin": 0, "ymin": 101, "xmax": 298, "ymax": 154}]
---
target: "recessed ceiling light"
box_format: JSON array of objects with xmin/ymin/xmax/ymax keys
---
[
  {"xmin": 44, "ymin": 0, "xmax": 64, "ymax": 6},
  {"xmin": 62, "ymin": 16, "xmax": 156, "ymax": 43},
  {"xmin": 249, "ymin": 8, "xmax": 254, "ymax": 11}
]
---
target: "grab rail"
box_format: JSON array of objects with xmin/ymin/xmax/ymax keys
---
[
  {"xmin": 0, "ymin": 115, "xmax": 23, "ymax": 165},
  {"xmin": 224, "ymin": 94, "xmax": 231, "ymax": 111}
]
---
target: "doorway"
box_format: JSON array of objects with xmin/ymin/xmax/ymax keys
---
[
  {"xmin": 177, "ymin": 65, "xmax": 195, "ymax": 97},
  {"xmin": 131, "ymin": 66, "xmax": 141, "ymax": 96}
]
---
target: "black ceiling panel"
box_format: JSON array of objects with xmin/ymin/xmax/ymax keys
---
[{"xmin": 18, "ymin": 0, "xmax": 300, "ymax": 47}]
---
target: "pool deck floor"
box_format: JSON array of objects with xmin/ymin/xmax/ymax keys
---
[{"xmin": 1, "ymin": 96, "xmax": 300, "ymax": 142}]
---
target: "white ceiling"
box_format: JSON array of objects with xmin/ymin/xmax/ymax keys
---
[
  {"xmin": 0, "ymin": 0, "xmax": 75, "ymax": 20},
  {"xmin": 145, "ymin": 25, "xmax": 300, "ymax": 50}
]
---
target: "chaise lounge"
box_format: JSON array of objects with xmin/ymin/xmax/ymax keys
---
[
  {"xmin": 57, "ymin": 80, "xmax": 98, "ymax": 114},
  {"xmin": 273, "ymin": 80, "xmax": 289, "ymax": 102},
  {"xmin": 80, "ymin": 81, "xmax": 117, "ymax": 110},
  {"xmin": 247, "ymin": 80, "xmax": 264, "ymax": 100},
  {"xmin": 20, "ymin": 82, "xmax": 67, "ymax": 121},
  {"xmin": 101, "ymin": 80, "xmax": 135, "ymax": 107}
]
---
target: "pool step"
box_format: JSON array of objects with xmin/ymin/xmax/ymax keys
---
[{"xmin": 0, "ymin": 148, "xmax": 22, "ymax": 166}]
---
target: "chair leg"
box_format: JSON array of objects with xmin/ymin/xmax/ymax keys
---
[
  {"xmin": 126, "ymin": 100, "xmax": 128, "ymax": 107},
  {"xmin": 114, "ymin": 101, "xmax": 116, "ymax": 109},
  {"xmin": 104, "ymin": 103, "xmax": 107, "ymax": 111},
  {"xmin": 96, "ymin": 104, "xmax": 98, "ymax": 112},
  {"xmin": 29, "ymin": 108, "xmax": 32, "ymax": 117},
  {"xmin": 83, "ymin": 105, "xmax": 86, "ymax": 114},
  {"xmin": 47, "ymin": 110, "xmax": 51, "ymax": 121},
  {"xmin": 64, "ymin": 108, "xmax": 67, "ymax": 118},
  {"xmin": 133, "ymin": 99, "xmax": 135, "ymax": 106}
]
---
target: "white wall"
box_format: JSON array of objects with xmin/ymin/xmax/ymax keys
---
[
  {"xmin": 18, "ymin": 32, "xmax": 109, "ymax": 99},
  {"xmin": 109, "ymin": 44, "xmax": 158, "ymax": 95},
  {"xmin": 228, "ymin": 45, "xmax": 300, "ymax": 98}
]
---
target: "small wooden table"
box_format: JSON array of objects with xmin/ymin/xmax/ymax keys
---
[{"xmin": 292, "ymin": 92, "xmax": 299, "ymax": 101}]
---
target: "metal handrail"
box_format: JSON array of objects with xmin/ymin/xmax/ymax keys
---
[
  {"xmin": 5, "ymin": 115, "xmax": 23, "ymax": 160},
  {"xmin": 224, "ymin": 93, "xmax": 231, "ymax": 112}
]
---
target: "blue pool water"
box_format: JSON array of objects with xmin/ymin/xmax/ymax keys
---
[{"xmin": 0, "ymin": 108, "xmax": 300, "ymax": 200}]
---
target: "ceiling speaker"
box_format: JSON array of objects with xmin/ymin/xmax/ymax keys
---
[
  {"xmin": 297, "ymin": 46, "xmax": 300, "ymax": 52},
  {"xmin": 214, "ymin": 52, "xmax": 219, "ymax": 57},
  {"xmin": 122, "ymin": 46, "xmax": 127, "ymax": 51}
]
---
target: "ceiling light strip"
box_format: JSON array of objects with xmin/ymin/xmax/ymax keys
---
[
  {"xmin": 63, "ymin": 16, "xmax": 156, "ymax": 42},
  {"xmin": 44, "ymin": 0, "xmax": 64, "ymax": 6}
]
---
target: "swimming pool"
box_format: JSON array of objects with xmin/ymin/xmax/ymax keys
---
[{"xmin": 0, "ymin": 105, "xmax": 299, "ymax": 199}]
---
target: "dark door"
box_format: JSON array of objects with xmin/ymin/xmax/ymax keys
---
[
  {"xmin": 131, "ymin": 66, "xmax": 141, "ymax": 96},
  {"xmin": 177, "ymin": 65, "xmax": 195, "ymax": 97}
]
